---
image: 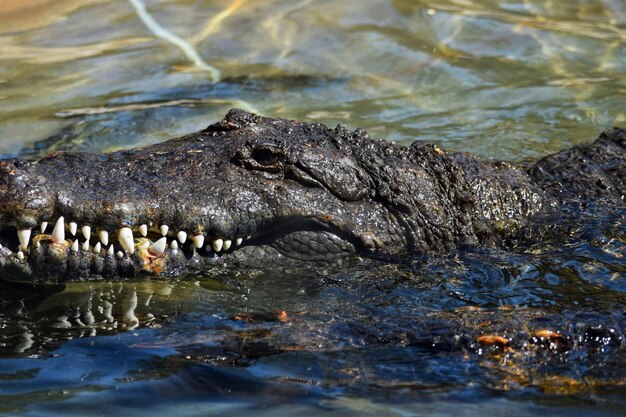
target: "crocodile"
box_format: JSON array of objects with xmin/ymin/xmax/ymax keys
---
[{"xmin": 0, "ymin": 109, "xmax": 623, "ymax": 282}]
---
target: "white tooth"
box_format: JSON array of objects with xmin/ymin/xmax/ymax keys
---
[
  {"xmin": 177, "ymin": 231, "xmax": 187, "ymax": 244},
  {"xmin": 223, "ymin": 240, "xmax": 232, "ymax": 251},
  {"xmin": 149, "ymin": 237, "xmax": 167, "ymax": 256},
  {"xmin": 94, "ymin": 242, "xmax": 101, "ymax": 254},
  {"xmin": 235, "ymin": 238, "xmax": 243, "ymax": 246},
  {"xmin": 69, "ymin": 222, "xmax": 77, "ymax": 236},
  {"xmin": 192, "ymin": 234, "xmax": 204, "ymax": 248},
  {"xmin": 212, "ymin": 238, "xmax": 223, "ymax": 253},
  {"xmin": 139, "ymin": 224, "xmax": 148, "ymax": 237},
  {"xmin": 139, "ymin": 240, "xmax": 150, "ymax": 250},
  {"xmin": 17, "ymin": 229, "xmax": 31, "ymax": 251},
  {"xmin": 40, "ymin": 222, "xmax": 48, "ymax": 233},
  {"xmin": 99, "ymin": 230, "xmax": 109, "ymax": 246},
  {"xmin": 118, "ymin": 227, "xmax": 135, "ymax": 254},
  {"xmin": 82, "ymin": 240, "xmax": 89, "ymax": 251},
  {"xmin": 82, "ymin": 225, "xmax": 91, "ymax": 241},
  {"xmin": 107, "ymin": 244, "xmax": 114, "ymax": 256},
  {"xmin": 71, "ymin": 239, "xmax": 79, "ymax": 252},
  {"xmin": 52, "ymin": 217, "xmax": 65, "ymax": 244},
  {"xmin": 170, "ymin": 240, "xmax": 179, "ymax": 250},
  {"xmin": 16, "ymin": 251, "xmax": 24, "ymax": 260},
  {"xmin": 160, "ymin": 225, "xmax": 169, "ymax": 236},
  {"xmin": 116, "ymin": 251, "xmax": 124, "ymax": 258},
  {"xmin": 35, "ymin": 241, "xmax": 41, "ymax": 249}
]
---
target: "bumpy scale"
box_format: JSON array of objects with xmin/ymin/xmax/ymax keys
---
[{"xmin": 0, "ymin": 109, "xmax": 621, "ymax": 282}]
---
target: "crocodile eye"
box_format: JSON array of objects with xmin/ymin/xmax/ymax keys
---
[
  {"xmin": 252, "ymin": 147, "xmax": 280, "ymax": 166},
  {"xmin": 232, "ymin": 144, "xmax": 284, "ymax": 174}
]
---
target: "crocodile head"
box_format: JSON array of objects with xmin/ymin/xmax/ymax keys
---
[{"xmin": 0, "ymin": 109, "xmax": 417, "ymax": 282}]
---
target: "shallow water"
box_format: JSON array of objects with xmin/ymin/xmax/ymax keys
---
[{"xmin": 0, "ymin": 0, "xmax": 625, "ymax": 416}]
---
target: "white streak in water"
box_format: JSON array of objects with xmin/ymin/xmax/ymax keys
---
[{"xmin": 128, "ymin": 0, "xmax": 220, "ymax": 82}]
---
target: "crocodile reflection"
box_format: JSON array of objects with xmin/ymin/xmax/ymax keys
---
[
  {"xmin": 1, "ymin": 259, "xmax": 625, "ymax": 396},
  {"xmin": 0, "ymin": 279, "xmax": 202, "ymax": 355}
]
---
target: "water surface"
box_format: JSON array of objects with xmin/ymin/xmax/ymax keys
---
[{"xmin": 0, "ymin": 1, "xmax": 625, "ymax": 416}]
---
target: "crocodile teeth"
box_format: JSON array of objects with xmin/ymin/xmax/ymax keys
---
[
  {"xmin": 17, "ymin": 229, "xmax": 31, "ymax": 251},
  {"xmin": 149, "ymin": 237, "xmax": 167, "ymax": 256},
  {"xmin": 107, "ymin": 244, "xmax": 114, "ymax": 256},
  {"xmin": 16, "ymin": 251, "xmax": 24, "ymax": 260},
  {"xmin": 170, "ymin": 240, "xmax": 179, "ymax": 250},
  {"xmin": 212, "ymin": 239, "xmax": 223, "ymax": 253},
  {"xmin": 94, "ymin": 242, "xmax": 101, "ymax": 254},
  {"xmin": 223, "ymin": 239, "xmax": 232, "ymax": 251},
  {"xmin": 99, "ymin": 230, "xmax": 109, "ymax": 246},
  {"xmin": 235, "ymin": 238, "xmax": 242, "ymax": 246},
  {"xmin": 82, "ymin": 240, "xmax": 90, "ymax": 251},
  {"xmin": 82, "ymin": 225, "xmax": 91, "ymax": 241},
  {"xmin": 116, "ymin": 251, "xmax": 124, "ymax": 258},
  {"xmin": 177, "ymin": 231, "xmax": 187, "ymax": 244},
  {"xmin": 52, "ymin": 217, "xmax": 65, "ymax": 244},
  {"xmin": 160, "ymin": 225, "xmax": 169, "ymax": 236},
  {"xmin": 71, "ymin": 239, "xmax": 79, "ymax": 252},
  {"xmin": 69, "ymin": 222, "xmax": 77, "ymax": 236},
  {"xmin": 192, "ymin": 234, "xmax": 204, "ymax": 249},
  {"xmin": 118, "ymin": 227, "xmax": 134, "ymax": 254},
  {"xmin": 35, "ymin": 241, "xmax": 41, "ymax": 249},
  {"xmin": 139, "ymin": 224, "xmax": 148, "ymax": 237},
  {"xmin": 40, "ymin": 222, "xmax": 48, "ymax": 233}
]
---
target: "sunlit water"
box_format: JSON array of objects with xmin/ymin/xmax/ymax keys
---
[{"xmin": 0, "ymin": 1, "xmax": 625, "ymax": 416}]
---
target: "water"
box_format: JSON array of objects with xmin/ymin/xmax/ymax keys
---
[{"xmin": 0, "ymin": 0, "xmax": 625, "ymax": 415}]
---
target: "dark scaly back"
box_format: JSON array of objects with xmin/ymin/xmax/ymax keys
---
[
  {"xmin": 343, "ymin": 126, "xmax": 545, "ymax": 254},
  {"xmin": 528, "ymin": 127, "xmax": 626, "ymax": 205}
]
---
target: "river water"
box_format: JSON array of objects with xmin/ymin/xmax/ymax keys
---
[{"xmin": 0, "ymin": 1, "xmax": 625, "ymax": 416}]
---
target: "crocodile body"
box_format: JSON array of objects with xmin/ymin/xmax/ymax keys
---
[{"xmin": 0, "ymin": 109, "xmax": 623, "ymax": 282}]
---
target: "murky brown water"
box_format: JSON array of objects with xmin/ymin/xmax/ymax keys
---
[{"xmin": 0, "ymin": 1, "xmax": 625, "ymax": 416}]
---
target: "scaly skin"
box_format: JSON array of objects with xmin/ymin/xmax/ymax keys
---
[{"xmin": 0, "ymin": 109, "xmax": 623, "ymax": 282}]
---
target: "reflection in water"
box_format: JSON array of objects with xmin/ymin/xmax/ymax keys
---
[
  {"xmin": 0, "ymin": 0, "xmax": 625, "ymax": 415},
  {"xmin": 0, "ymin": 225, "xmax": 624, "ymax": 414}
]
